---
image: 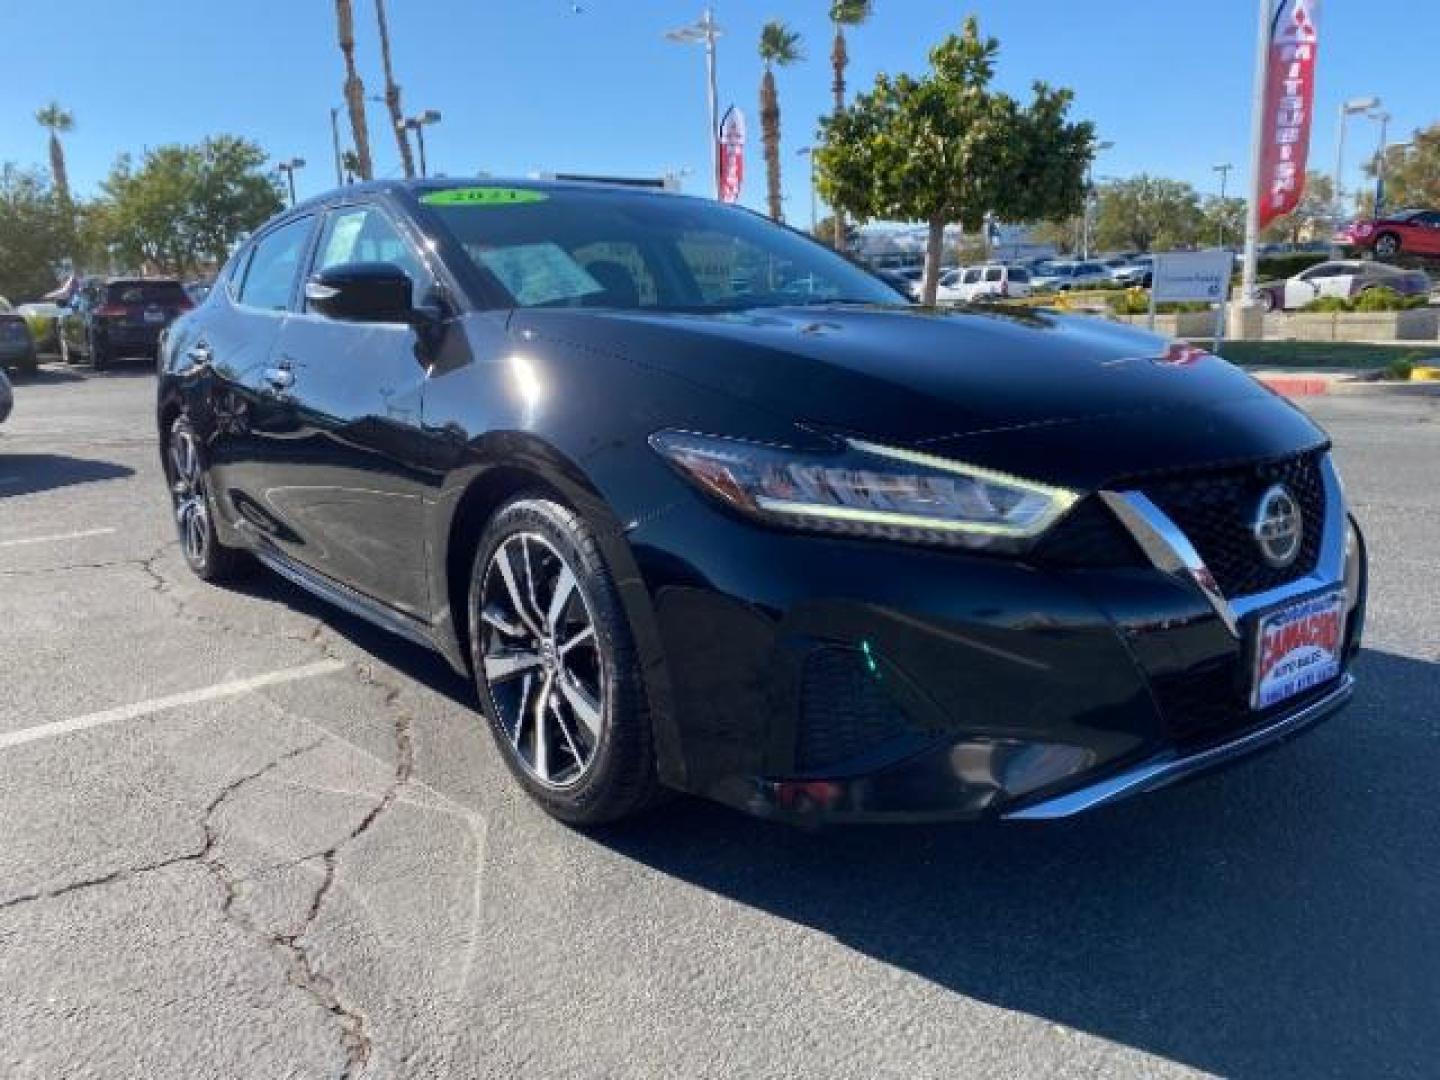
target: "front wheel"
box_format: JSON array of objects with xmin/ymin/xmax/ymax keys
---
[
  {"xmin": 1374, "ymin": 233, "xmax": 1401, "ymax": 258},
  {"xmin": 166, "ymin": 417, "xmax": 248, "ymax": 582},
  {"xmin": 89, "ymin": 333, "xmax": 109, "ymax": 371},
  {"xmin": 468, "ymin": 497, "xmax": 661, "ymax": 825}
]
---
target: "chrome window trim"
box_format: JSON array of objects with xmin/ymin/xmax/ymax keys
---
[{"xmin": 1101, "ymin": 452, "xmax": 1345, "ymax": 638}]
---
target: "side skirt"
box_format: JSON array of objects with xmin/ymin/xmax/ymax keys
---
[{"xmin": 254, "ymin": 546, "xmax": 446, "ymax": 658}]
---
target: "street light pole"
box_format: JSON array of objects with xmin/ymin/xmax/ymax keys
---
[
  {"xmin": 666, "ymin": 8, "xmax": 724, "ymax": 199},
  {"xmin": 399, "ymin": 109, "xmax": 442, "ymax": 178},
  {"xmin": 1081, "ymin": 140, "xmax": 1113, "ymax": 261},
  {"xmin": 1333, "ymin": 96, "xmax": 1381, "ymax": 232},
  {"xmin": 1213, "ymin": 162, "xmax": 1234, "ymax": 247},
  {"xmin": 329, "ymin": 107, "xmax": 344, "ymax": 186},
  {"xmin": 278, "ymin": 158, "xmax": 306, "ymax": 206}
]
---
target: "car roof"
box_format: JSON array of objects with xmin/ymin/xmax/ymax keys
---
[{"xmin": 286, "ymin": 176, "xmax": 690, "ymax": 217}]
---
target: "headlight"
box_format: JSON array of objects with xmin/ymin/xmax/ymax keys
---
[{"xmin": 650, "ymin": 430, "xmax": 1078, "ymax": 551}]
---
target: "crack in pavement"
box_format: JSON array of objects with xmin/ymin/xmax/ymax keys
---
[
  {"xmin": 0, "ymin": 557, "xmax": 151, "ymax": 578},
  {"xmin": 136, "ymin": 541, "xmax": 422, "ymax": 1077}
]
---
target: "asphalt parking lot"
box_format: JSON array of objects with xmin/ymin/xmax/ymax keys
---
[{"xmin": 1, "ymin": 362, "xmax": 1436, "ymax": 1079}]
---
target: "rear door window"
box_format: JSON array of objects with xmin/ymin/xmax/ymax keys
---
[
  {"xmin": 238, "ymin": 216, "xmax": 314, "ymax": 312},
  {"xmin": 983, "ymin": 266, "xmax": 1003, "ymax": 282},
  {"xmin": 961, "ymin": 268, "xmax": 982, "ymax": 285}
]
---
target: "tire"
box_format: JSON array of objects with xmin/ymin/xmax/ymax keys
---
[
  {"xmin": 165, "ymin": 417, "xmax": 249, "ymax": 583},
  {"xmin": 467, "ymin": 496, "xmax": 661, "ymax": 825},
  {"xmin": 17, "ymin": 352, "xmax": 38, "ymax": 376},
  {"xmin": 1260, "ymin": 290, "xmax": 1278, "ymax": 313},
  {"xmin": 90, "ymin": 333, "xmax": 109, "ymax": 372},
  {"xmin": 1374, "ymin": 233, "xmax": 1401, "ymax": 259},
  {"xmin": 59, "ymin": 333, "xmax": 74, "ymax": 365}
]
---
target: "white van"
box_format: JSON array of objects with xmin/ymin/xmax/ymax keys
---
[{"xmin": 935, "ymin": 264, "xmax": 1033, "ymax": 303}]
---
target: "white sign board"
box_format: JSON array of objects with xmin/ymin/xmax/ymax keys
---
[{"xmin": 1150, "ymin": 250, "xmax": 1234, "ymax": 303}]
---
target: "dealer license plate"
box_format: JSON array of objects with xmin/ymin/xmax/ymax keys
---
[{"xmin": 1251, "ymin": 590, "xmax": 1344, "ymax": 709}]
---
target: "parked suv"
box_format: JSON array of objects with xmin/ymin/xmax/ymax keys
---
[
  {"xmin": 59, "ymin": 277, "xmax": 192, "ymax": 370},
  {"xmin": 0, "ymin": 297, "xmax": 38, "ymax": 376},
  {"xmin": 936, "ymin": 264, "xmax": 1032, "ymax": 303}
]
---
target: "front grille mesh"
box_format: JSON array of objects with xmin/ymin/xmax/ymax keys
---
[
  {"xmin": 1140, "ymin": 450, "xmax": 1326, "ymax": 598},
  {"xmin": 796, "ymin": 647, "xmax": 917, "ymax": 772}
]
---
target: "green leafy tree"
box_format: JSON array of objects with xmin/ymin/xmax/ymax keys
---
[
  {"xmin": 1201, "ymin": 195, "xmax": 1246, "ymax": 249},
  {"xmin": 1364, "ymin": 122, "xmax": 1440, "ymax": 211},
  {"xmin": 1260, "ymin": 170, "xmax": 1333, "ymax": 245},
  {"xmin": 815, "ymin": 16, "xmax": 1092, "ymax": 304},
  {"xmin": 758, "ymin": 21, "xmax": 803, "ymax": 223},
  {"xmin": 1092, "ymin": 175, "xmax": 1203, "ymax": 253},
  {"xmin": 827, "ymin": 1, "xmax": 873, "ymax": 248},
  {"xmin": 0, "ymin": 164, "xmax": 72, "ymax": 300},
  {"xmin": 1027, "ymin": 216, "xmax": 1080, "ymax": 255},
  {"xmin": 811, "ymin": 214, "xmax": 857, "ymax": 250},
  {"xmin": 97, "ymin": 137, "xmax": 283, "ymax": 276}
]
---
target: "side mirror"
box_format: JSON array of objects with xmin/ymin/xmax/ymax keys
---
[{"xmin": 305, "ymin": 261, "xmax": 415, "ymax": 324}]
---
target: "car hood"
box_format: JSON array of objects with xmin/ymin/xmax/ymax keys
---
[{"xmin": 512, "ymin": 303, "xmax": 1324, "ymax": 490}]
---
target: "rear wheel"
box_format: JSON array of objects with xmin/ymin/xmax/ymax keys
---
[
  {"xmin": 1374, "ymin": 232, "xmax": 1402, "ymax": 258},
  {"xmin": 89, "ymin": 332, "xmax": 109, "ymax": 372},
  {"xmin": 166, "ymin": 417, "xmax": 248, "ymax": 583},
  {"xmin": 468, "ymin": 497, "xmax": 660, "ymax": 825}
]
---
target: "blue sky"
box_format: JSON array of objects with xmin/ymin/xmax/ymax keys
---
[{"xmin": 1, "ymin": 0, "xmax": 1433, "ymax": 222}]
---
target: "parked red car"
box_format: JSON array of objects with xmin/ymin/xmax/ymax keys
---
[{"xmin": 1337, "ymin": 208, "xmax": 1440, "ymax": 259}]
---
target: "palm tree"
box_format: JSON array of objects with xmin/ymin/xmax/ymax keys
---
[
  {"xmin": 334, "ymin": 0, "xmax": 374, "ymax": 181},
  {"xmin": 758, "ymin": 22, "xmax": 803, "ymax": 223},
  {"xmin": 35, "ymin": 102, "xmax": 74, "ymax": 206},
  {"xmin": 827, "ymin": 0, "xmax": 872, "ymax": 248},
  {"xmin": 374, "ymin": 0, "xmax": 416, "ymax": 179}
]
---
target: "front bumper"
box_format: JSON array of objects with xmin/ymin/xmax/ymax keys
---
[{"xmin": 632, "ymin": 451, "xmax": 1364, "ymax": 824}]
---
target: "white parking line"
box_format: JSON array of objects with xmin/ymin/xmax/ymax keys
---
[
  {"xmin": 0, "ymin": 660, "xmax": 348, "ymax": 752},
  {"xmin": 0, "ymin": 527, "xmax": 118, "ymax": 548}
]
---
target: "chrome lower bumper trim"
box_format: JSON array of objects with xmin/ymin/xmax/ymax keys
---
[{"xmin": 1004, "ymin": 673, "xmax": 1354, "ymax": 821}]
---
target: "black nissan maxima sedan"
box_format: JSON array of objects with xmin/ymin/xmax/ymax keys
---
[{"xmin": 156, "ymin": 180, "xmax": 1367, "ymax": 825}]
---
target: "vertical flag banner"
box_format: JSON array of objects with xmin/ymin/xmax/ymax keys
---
[
  {"xmin": 718, "ymin": 106, "xmax": 746, "ymax": 204},
  {"xmin": 1257, "ymin": 0, "xmax": 1321, "ymax": 228}
]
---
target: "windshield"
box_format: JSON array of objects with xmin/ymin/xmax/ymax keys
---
[{"xmin": 421, "ymin": 186, "xmax": 903, "ymax": 312}]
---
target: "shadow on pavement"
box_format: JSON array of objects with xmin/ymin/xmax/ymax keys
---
[
  {"xmin": 228, "ymin": 568, "xmax": 477, "ymax": 711},
  {"xmin": 595, "ymin": 648, "xmax": 1439, "ymax": 1079},
  {"xmin": 0, "ymin": 454, "xmax": 134, "ymax": 498},
  {"xmin": 7, "ymin": 364, "xmax": 85, "ymax": 385}
]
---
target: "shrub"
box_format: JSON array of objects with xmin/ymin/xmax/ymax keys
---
[
  {"xmin": 1301, "ymin": 297, "xmax": 1352, "ymax": 313},
  {"xmin": 1387, "ymin": 359, "xmax": 1414, "ymax": 381},
  {"xmin": 1352, "ymin": 286, "xmax": 1428, "ymax": 312}
]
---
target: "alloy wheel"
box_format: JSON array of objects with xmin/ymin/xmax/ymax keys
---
[
  {"xmin": 169, "ymin": 428, "xmax": 210, "ymax": 566},
  {"xmin": 479, "ymin": 533, "xmax": 605, "ymax": 789}
]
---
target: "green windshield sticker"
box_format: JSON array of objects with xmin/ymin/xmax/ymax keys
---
[{"xmin": 421, "ymin": 187, "xmax": 548, "ymax": 207}]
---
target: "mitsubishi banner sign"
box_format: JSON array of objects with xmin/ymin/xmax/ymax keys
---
[
  {"xmin": 1257, "ymin": 0, "xmax": 1321, "ymax": 229},
  {"xmin": 717, "ymin": 106, "xmax": 746, "ymax": 204}
]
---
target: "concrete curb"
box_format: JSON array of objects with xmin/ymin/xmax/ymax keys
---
[{"xmin": 1253, "ymin": 373, "xmax": 1440, "ymax": 399}]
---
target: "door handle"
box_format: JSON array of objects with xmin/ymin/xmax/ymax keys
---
[{"xmin": 263, "ymin": 366, "xmax": 295, "ymax": 391}]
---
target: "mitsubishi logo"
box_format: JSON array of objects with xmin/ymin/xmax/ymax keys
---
[{"xmin": 1253, "ymin": 484, "xmax": 1303, "ymax": 569}]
